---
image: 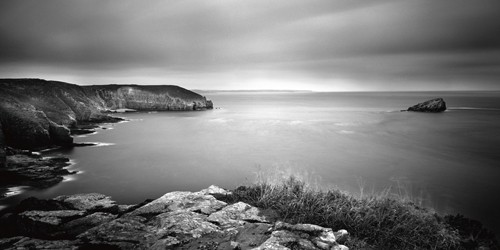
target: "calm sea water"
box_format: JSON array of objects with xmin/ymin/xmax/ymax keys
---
[{"xmin": 2, "ymin": 91, "xmax": 500, "ymax": 233}]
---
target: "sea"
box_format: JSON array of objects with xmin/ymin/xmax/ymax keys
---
[{"xmin": 2, "ymin": 91, "xmax": 500, "ymax": 233}]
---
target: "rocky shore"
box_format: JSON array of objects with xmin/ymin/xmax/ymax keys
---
[
  {"xmin": 0, "ymin": 186, "xmax": 349, "ymax": 250},
  {"xmin": 0, "ymin": 148, "xmax": 75, "ymax": 199},
  {"xmin": 0, "ymin": 78, "xmax": 214, "ymax": 199},
  {"xmin": 0, "ymin": 78, "xmax": 213, "ymax": 151}
]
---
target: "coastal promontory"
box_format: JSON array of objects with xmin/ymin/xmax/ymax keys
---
[
  {"xmin": 0, "ymin": 78, "xmax": 213, "ymax": 150},
  {"xmin": 0, "ymin": 78, "xmax": 213, "ymax": 198}
]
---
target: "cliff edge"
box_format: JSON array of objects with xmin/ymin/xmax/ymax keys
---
[{"xmin": 0, "ymin": 78, "xmax": 213, "ymax": 152}]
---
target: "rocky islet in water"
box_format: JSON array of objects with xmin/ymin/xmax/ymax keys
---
[{"xmin": 406, "ymin": 98, "xmax": 447, "ymax": 112}]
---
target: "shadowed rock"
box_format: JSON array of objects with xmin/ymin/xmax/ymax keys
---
[
  {"xmin": 407, "ymin": 98, "xmax": 447, "ymax": 112},
  {"xmin": 15, "ymin": 210, "xmax": 86, "ymax": 238}
]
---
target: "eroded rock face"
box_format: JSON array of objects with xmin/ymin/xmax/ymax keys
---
[
  {"xmin": 407, "ymin": 98, "xmax": 447, "ymax": 112},
  {"xmin": 0, "ymin": 78, "xmax": 213, "ymax": 150},
  {"xmin": 0, "ymin": 186, "xmax": 349, "ymax": 250},
  {"xmin": 0, "ymin": 121, "xmax": 5, "ymax": 168},
  {"xmin": 0, "ymin": 154, "xmax": 75, "ymax": 194}
]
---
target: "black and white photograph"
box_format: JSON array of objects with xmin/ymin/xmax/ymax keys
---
[{"xmin": 1, "ymin": 0, "xmax": 500, "ymax": 249}]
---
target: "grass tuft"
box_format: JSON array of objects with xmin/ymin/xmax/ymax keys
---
[{"xmin": 222, "ymin": 176, "xmax": 498, "ymax": 249}]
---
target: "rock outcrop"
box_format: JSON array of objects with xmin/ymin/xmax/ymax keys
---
[
  {"xmin": 0, "ymin": 186, "xmax": 349, "ymax": 249},
  {"xmin": 407, "ymin": 98, "xmax": 447, "ymax": 112},
  {"xmin": 0, "ymin": 121, "xmax": 6, "ymax": 168},
  {"xmin": 0, "ymin": 78, "xmax": 213, "ymax": 150},
  {"xmin": 0, "ymin": 150, "xmax": 76, "ymax": 198}
]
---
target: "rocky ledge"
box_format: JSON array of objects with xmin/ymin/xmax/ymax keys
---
[
  {"xmin": 407, "ymin": 98, "xmax": 447, "ymax": 112},
  {"xmin": 0, "ymin": 186, "xmax": 349, "ymax": 250},
  {"xmin": 0, "ymin": 148, "xmax": 75, "ymax": 199}
]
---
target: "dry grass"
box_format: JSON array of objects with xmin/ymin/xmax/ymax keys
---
[{"xmin": 221, "ymin": 175, "xmax": 498, "ymax": 249}]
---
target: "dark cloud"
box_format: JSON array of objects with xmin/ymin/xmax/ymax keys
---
[{"xmin": 0, "ymin": 0, "xmax": 499, "ymax": 90}]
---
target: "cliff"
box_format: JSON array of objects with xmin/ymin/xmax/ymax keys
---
[
  {"xmin": 0, "ymin": 78, "xmax": 213, "ymax": 152},
  {"xmin": 0, "ymin": 186, "xmax": 349, "ymax": 249}
]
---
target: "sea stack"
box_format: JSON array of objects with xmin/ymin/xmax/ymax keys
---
[{"xmin": 407, "ymin": 98, "xmax": 447, "ymax": 113}]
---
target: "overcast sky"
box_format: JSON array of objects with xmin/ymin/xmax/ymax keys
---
[{"xmin": 1, "ymin": 0, "xmax": 499, "ymax": 91}]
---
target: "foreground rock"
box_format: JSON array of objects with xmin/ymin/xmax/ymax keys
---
[
  {"xmin": 0, "ymin": 186, "xmax": 349, "ymax": 249},
  {"xmin": 407, "ymin": 98, "xmax": 447, "ymax": 112},
  {"xmin": 0, "ymin": 150, "xmax": 75, "ymax": 198}
]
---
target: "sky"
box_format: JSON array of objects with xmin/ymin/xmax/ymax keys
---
[{"xmin": 1, "ymin": 0, "xmax": 500, "ymax": 91}]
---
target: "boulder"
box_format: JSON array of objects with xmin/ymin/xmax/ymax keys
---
[
  {"xmin": 207, "ymin": 202, "xmax": 274, "ymax": 228},
  {"xmin": 54, "ymin": 193, "xmax": 118, "ymax": 213},
  {"xmin": 407, "ymin": 98, "xmax": 447, "ymax": 112},
  {"xmin": 154, "ymin": 211, "xmax": 222, "ymax": 238},
  {"xmin": 127, "ymin": 191, "xmax": 227, "ymax": 217},
  {"xmin": 255, "ymin": 221, "xmax": 349, "ymax": 250}
]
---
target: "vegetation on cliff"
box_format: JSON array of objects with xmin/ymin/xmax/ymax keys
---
[
  {"xmin": 0, "ymin": 78, "xmax": 213, "ymax": 150},
  {"xmin": 220, "ymin": 177, "xmax": 498, "ymax": 249}
]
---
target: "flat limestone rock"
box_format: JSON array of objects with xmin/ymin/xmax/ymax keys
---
[
  {"xmin": 19, "ymin": 210, "xmax": 85, "ymax": 226},
  {"xmin": 155, "ymin": 211, "xmax": 222, "ymax": 238},
  {"xmin": 0, "ymin": 186, "xmax": 350, "ymax": 250},
  {"xmin": 2, "ymin": 237, "xmax": 79, "ymax": 250},
  {"xmin": 128, "ymin": 191, "xmax": 227, "ymax": 217},
  {"xmin": 77, "ymin": 216, "xmax": 157, "ymax": 249},
  {"xmin": 207, "ymin": 202, "xmax": 273, "ymax": 228},
  {"xmin": 54, "ymin": 193, "xmax": 118, "ymax": 213}
]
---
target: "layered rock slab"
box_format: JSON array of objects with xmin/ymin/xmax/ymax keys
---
[{"xmin": 0, "ymin": 186, "xmax": 349, "ymax": 249}]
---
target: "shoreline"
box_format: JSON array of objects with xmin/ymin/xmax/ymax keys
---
[
  {"xmin": 0, "ymin": 181, "xmax": 497, "ymax": 249},
  {"xmin": 0, "ymin": 148, "xmax": 76, "ymax": 200},
  {"xmin": 0, "ymin": 116, "xmax": 126, "ymax": 201}
]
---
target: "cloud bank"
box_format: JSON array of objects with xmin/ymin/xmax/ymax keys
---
[{"xmin": 1, "ymin": 0, "xmax": 499, "ymax": 90}]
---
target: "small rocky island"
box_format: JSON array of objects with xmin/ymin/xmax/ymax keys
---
[
  {"xmin": 0, "ymin": 186, "xmax": 349, "ymax": 249},
  {"xmin": 407, "ymin": 98, "xmax": 447, "ymax": 112},
  {"xmin": 0, "ymin": 78, "xmax": 213, "ymax": 198}
]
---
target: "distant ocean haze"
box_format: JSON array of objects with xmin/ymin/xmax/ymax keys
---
[{"xmin": 2, "ymin": 91, "xmax": 500, "ymax": 233}]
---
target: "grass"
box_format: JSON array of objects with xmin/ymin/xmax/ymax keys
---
[{"xmin": 220, "ymin": 175, "xmax": 498, "ymax": 249}]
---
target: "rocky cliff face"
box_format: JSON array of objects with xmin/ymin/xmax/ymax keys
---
[
  {"xmin": 0, "ymin": 121, "xmax": 6, "ymax": 168},
  {"xmin": 0, "ymin": 79, "xmax": 213, "ymax": 151},
  {"xmin": 407, "ymin": 98, "xmax": 447, "ymax": 112},
  {"xmin": 0, "ymin": 186, "xmax": 349, "ymax": 249}
]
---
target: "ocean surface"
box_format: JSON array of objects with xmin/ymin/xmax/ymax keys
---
[{"xmin": 2, "ymin": 91, "xmax": 500, "ymax": 233}]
